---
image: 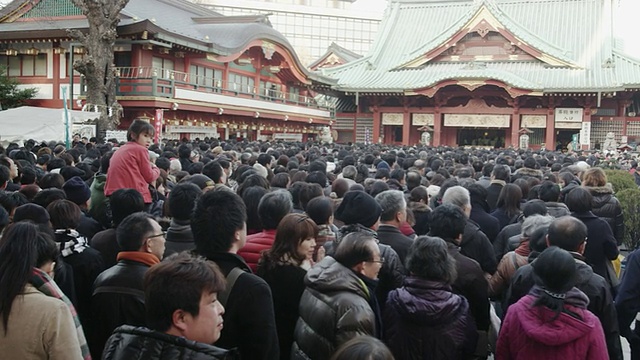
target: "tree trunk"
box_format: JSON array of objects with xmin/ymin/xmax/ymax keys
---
[{"xmin": 68, "ymin": 0, "xmax": 129, "ymax": 134}]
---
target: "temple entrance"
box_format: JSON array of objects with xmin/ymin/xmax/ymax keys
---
[
  {"xmin": 556, "ymin": 130, "xmax": 577, "ymax": 151},
  {"xmin": 457, "ymin": 129, "xmax": 505, "ymax": 148}
]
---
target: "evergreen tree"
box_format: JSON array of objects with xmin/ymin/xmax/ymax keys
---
[{"xmin": 0, "ymin": 67, "xmax": 37, "ymax": 110}]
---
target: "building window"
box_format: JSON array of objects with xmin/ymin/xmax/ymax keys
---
[
  {"xmin": 189, "ymin": 65, "xmax": 222, "ymax": 89},
  {"xmin": 114, "ymin": 52, "xmax": 131, "ymax": 68},
  {"xmin": 259, "ymin": 80, "xmax": 282, "ymax": 99},
  {"xmin": 228, "ymin": 73, "xmax": 255, "ymax": 93},
  {"xmin": 0, "ymin": 54, "xmax": 47, "ymax": 76},
  {"xmin": 152, "ymin": 57, "xmax": 174, "ymax": 79}
]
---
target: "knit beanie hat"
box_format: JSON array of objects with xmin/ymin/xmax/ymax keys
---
[
  {"xmin": 335, "ymin": 190, "xmax": 382, "ymax": 228},
  {"xmin": 13, "ymin": 203, "xmax": 50, "ymax": 225},
  {"xmin": 63, "ymin": 176, "xmax": 91, "ymax": 205},
  {"xmin": 377, "ymin": 160, "xmax": 390, "ymax": 170}
]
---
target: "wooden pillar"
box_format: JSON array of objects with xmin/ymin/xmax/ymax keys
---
[
  {"xmin": 372, "ymin": 107, "xmax": 381, "ymax": 144},
  {"xmin": 402, "ymin": 109, "xmax": 411, "ymax": 145},
  {"xmin": 545, "ymin": 109, "xmax": 555, "ymax": 150},
  {"xmin": 433, "ymin": 108, "xmax": 442, "ymax": 146},
  {"xmin": 223, "ymin": 63, "xmax": 230, "ymax": 90},
  {"xmin": 510, "ymin": 108, "xmax": 520, "ymax": 148}
]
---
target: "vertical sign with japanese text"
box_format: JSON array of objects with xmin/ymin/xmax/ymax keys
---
[{"xmin": 154, "ymin": 109, "xmax": 163, "ymax": 144}]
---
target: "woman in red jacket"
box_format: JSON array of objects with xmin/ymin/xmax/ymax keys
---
[
  {"xmin": 496, "ymin": 246, "xmax": 607, "ymax": 359},
  {"xmin": 105, "ymin": 119, "xmax": 160, "ymax": 205}
]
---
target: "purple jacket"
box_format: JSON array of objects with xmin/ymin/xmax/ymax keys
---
[{"xmin": 384, "ymin": 277, "xmax": 477, "ymax": 359}]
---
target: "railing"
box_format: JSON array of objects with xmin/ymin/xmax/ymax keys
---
[{"xmin": 79, "ymin": 66, "xmax": 333, "ymax": 112}]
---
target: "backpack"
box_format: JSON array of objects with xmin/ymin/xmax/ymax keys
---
[{"xmin": 218, "ymin": 267, "xmax": 245, "ymax": 307}]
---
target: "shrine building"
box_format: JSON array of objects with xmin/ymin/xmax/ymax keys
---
[
  {"xmin": 0, "ymin": 0, "xmax": 335, "ymax": 141},
  {"xmin": 321, "ymin": 0, "xmax": 640, "ymax": 149}
]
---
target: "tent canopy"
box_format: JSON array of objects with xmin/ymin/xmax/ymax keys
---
[{"xmin": 0, "ymin": 106, "xmax": 100, "ymax": 145}]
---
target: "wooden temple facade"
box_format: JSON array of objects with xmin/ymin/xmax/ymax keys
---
[
  {"xmin": 321, "ymin": 0, "xmax": 640, "ymax": 149},
  {"xmin": 0, "ymin": 0, "xmax": 335, "ymax": 142}
]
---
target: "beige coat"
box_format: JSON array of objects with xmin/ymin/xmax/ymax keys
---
[{"xmin": 0, "ymin": 284, "xmax": 83, "ymax": 360}]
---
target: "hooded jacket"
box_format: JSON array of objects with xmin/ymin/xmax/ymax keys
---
[
  {"xmin": 103, "ymin": 325, "xmax": 238, "ymax": 360},
  {"xmin": 584, "ymin": 185, "xmax": 624, "ymax": 245},
  {"xmin": 497, "ymin": 294, "xmax": 607, "ymax": 360},
  {"xmin": 164, "ymin": 218, "xmax": 196, "ymax": 258},
  {"xmin": 505, "ymin": 253, "xmax": 623, "ymax": 359},
  {"xmin": 292, "ymin": 257, "xmax": 376, "ymax": 360},
  {"xmin": 384, "ymin": 277, "xmax": 477, "ymax": 359}
]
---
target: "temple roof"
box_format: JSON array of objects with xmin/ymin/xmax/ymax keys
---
[
  {"xmin": 322, "ymin": 0, "xmax": 640, "ymax": 94},
  {"xmin": 309, "ymin": 42, "xmax": 363, "ymax": 71}
]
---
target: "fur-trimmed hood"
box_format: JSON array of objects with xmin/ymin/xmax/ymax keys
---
[
  {"xmin": 583, "ymin": 185, "xmax": 614, "ymax": 195},
  {"xmin": 513, "ymin": 167, "xmax": 543, "ymax": 180}
]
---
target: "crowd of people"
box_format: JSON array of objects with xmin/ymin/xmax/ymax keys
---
[{"xmin": 1, "ymin": 119, "xmax": 640, "ymax": 359}]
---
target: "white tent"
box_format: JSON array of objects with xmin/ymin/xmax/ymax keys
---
[{"xmin": 0, "ymin": 106, "xmax": 100, "ymax": 145}]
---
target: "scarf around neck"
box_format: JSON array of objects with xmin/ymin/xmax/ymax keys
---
[
  {"xmin": 54, "ymin": 229, "xmax": 88, "ymax": 257},
  {"xmin": 117, "ymin": 251, "xmax": 161, "ymax": 267},
  {"xmin": 29, "ymin": 267, "xmax": 91, "ymax": 359}
]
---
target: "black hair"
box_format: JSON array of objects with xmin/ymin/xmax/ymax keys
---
[
  {"xmin": 258, "ymin": 213, "xmax": 318, "ymax": 272},
  {"xmin": 270, "ymin": 172, "xmax": 290, "ymax": 189},
  {"xmin": 428, "ymin": 203, "xmax": 466, "ymax": 241},
  {"xmin": 32, "ymin": 188, "xmax": 67, "ymax": 209},
  {"xmin": 127, "ymin": 119, "xmax": 155, "ymax": 142},
  {"xmin": 564, "ymin": 187, "xmax": 593, "ymax": 213},
  {"xmin": 144, "ymin": 252, "xmax": 226, "ymax": 332},
  {"xmin": 306, "ymin": 196, "xmax": 334, "ymax": 225},
  {"xmin": 491, "ymin": 164, "xmax": 510, "ymax": 182},
  {"xmin": 298, "ymin": 183, "xmax": 323, "ymax": 211},
  {"xmin": 496, "ymin": 184, "xmax": 522, "ymax": 220},
  {"xmin": 117, "ymin": 212, "xmax": 156, "ymax": 251},
  {"xmin": 0, "ymin": 165, "xmax": 9, "ymax": 189},
  {"xmin": 532, "ymin": 246, "xmax": 578, "ymax": 320},
  {"xmin": 0, "ymin": 191, "xmax": 28, "ymax": 215},
  {"xmin": 110, "ymin": 189, "xmax": 146, "ymax": 226},
  {"xmin": 538, "ymin": 181, "xmax": 561, "ymax": 202},
  {"xmin": 47, "ymin": 199, "xmax": 81, "ymax": 230},
  {"xmin": 167, "ymin": 183, "xmax": 202, "ymax": 221},
  {"xmin": 258, "ymin": 190, "xmax": 293, "ymax": 230},
  {"xmin": 306, "ymin": 171, "xmax": 327, "ymax": 188},
  {"xmin": 202, "ymin": 161, "xmax": 224, "ymax": 184},
  {"xmin": 329, "ymin": 336, "xmax": 394, "ymax": 360},
  {"xmin": 192, "ymin": 190, "xmax": 247, "ymax": 254}
]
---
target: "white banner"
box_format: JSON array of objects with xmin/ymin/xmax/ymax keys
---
[
  {"xmin": 105, "ymin": 130, "xmax": 127, "ymax": 143},
  {"xmin": 580, "ymin": 122, "xmax": 591, "ymax": 146},
  {"xmin": 555, "ymin": 108, "xmax": 583, "ymax": 122},
  {"xmin": 444, "ymin": 114, "xmax": 510, "ymax": 128},
  {"xmin": 166, "ymin": 125, "xmax": 218, "ymax": 134}
]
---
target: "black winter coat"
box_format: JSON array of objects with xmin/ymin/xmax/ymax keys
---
[
  {"xmin": 89, "ymin": 259, "xmax": 150, "ymax": 359},
  {"xmin": 584, "ymin": 186, "xmax": 625, "ymax": 245},
  {"xmin": 505, "ymin": 253, "xmax": 623, "ymax": 360},
  {"xmin": 384, "ymin": 277, "xmax": 477, "ymax": 359},
  {"xmin": 164, "ymin": 219, "xmax": 196, "ymax": 258},
  {"xmin": 572, "ymin": 211, "xmax": 619, "ymax": 283},
  {"xmin": 493, "ymin": 222, "xmax": 522, "ymax": 262},
  {"xmin": 408, "ymin": 201, "xmax": 431, "ymax": 236},
  {"xmin": 376, "ymin": 224, "xmax": 414, "ymax": 264},
  {"xmin": 460, "ymin": 220, "xmax": 497, "ymax": 274},
  {"xmin": 470, "ymin": 198, "xmax": 500, "ymax": 242},
  {"xmin": 103, "ymin": 325, "xmax": 238, "ymax": 360},
  {"xmin": 201, "ymin": 252, "xmax": 279, "ymax": 360},
  {"xmin": 292, "ymin": 257, "xmax": 376, "ymax": 360},
  {"xmin": 486, "ymin": 182, "xmax": 504, "ymax": 211}
]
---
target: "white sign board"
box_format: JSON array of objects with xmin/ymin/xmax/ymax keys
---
[
  {"xmin": 71, "ymin": 124, "xmax": 96, "ymax": 139},
  {"xmin": 105, "ymin": 130, "xmax": 128, "ymax": 143},
  {"xmin": 166, "ymin": 125, "xmax": 218, "ymax": 134},
  {"xmin": 580, "ymin": 122, "xmax": 591, "ymax": 146},
  {"xmin": 555, "ymin": 108, "xmax": 583, "ymax": 122},
  {"xmin": 273, "ymin": 133, "xmax": 303, "ymax": 141}
]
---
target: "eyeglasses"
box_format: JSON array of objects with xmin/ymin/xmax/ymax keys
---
[
  {"xmin": 367, "ymin": 257, "xmax": 385, "ymax": 265},
  {"xmin": 148, "ymin": 232, "xmax": 166, "ymax": 239}
]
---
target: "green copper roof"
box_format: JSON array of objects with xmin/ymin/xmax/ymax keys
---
[
  {"xmin": 324, "ymin": 0, "xmax": 637, "ymax": 93},
  {"xmin": 22, "ymin": 0, "xmax": 82, "ymax": 18}
]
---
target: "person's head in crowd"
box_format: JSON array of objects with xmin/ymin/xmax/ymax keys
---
[
  {"xmin": 257, "ymin": 190, "xmax": 293, "ymax": 231},
  {"xmin": 513, "ymin": 178, "xmax": 530, "ymax": 199},
  {"xmin": 581, "ymin": 167, "xmax": 607, "ymax": 187},
  {"xmin": 481, "ymin": 163, "xmax": 495, "ymax": 179},
  {"xmin": 564, "ymin": 187, "xmax": 593, "ymax": 213},
  {"xmin": 107, "ymin": 188, "xmax": 145, "ymax": 228},
  {"xmin": 183, "ymin": 174, "xmax": 214, "ymax": 192},
  {"xmin": 355, "ymin": 164, "xmax": 370, "ymax": 184},
  {"xmin": 306, "ymin": 196, "xmax": 334, "ymax": 227},
  {"xmin": 530, "ymin": 246, "xmax": 578, "ymax": 318},
  {"xmin": 32, "ymin": 188, "xmax": 66, "ymax": 210},
  {"xmin": 258, "ymin": 213, "xmax": 318, "ymax": 273},
  {"xmin": 276, "ymin": 154, "xmax": 289, "ymax": 167},
  {"xmin": 19, "ymin": 165, "xmax": 36, "ymax": 186},
  {"xmin": 522, "ymin": 199, "xmax": 548, "ymax": 217},
  {"xmin": 13, "ymin": 203, "xmax": 50, "ymax": 226},
  {"xmin": 491, "ymin": 164, "xmax": 511, "ymax": 182},
  {"xmin": 117, "ymin": 212, "xmax": 165, "ymax": 261},
  {"xmin": 169, "ymin": 158, "xmax": 182, "ymax": 174},
  {"xmin": 309, "ymin": 160, "xmax": 327, "ymax": 175},
  {"xmin": 143, "ymin": 252, "xmax": 225, "ymax": 344},
  {"xmin": 0, "ymin": 191, "xmax": 28, "ymax": 218},
  {"xmin": 270, "ymin": 172, "xmax": 290, "ymax": 189},
  {"xmin": 299, "ymin": 183, "xmax": 323, "ymax": 211},
  {"xmin": 558, "ymin": 171, "xmax": 576, "ymax": 189},
  {"xmin": 331, "ymin": 178, "xmax": 350, "ymax": 199},
  {"xmin": 187, "ymin": 162, "xmax": 204, "ymax": 175},
  {"xmin": 62, "ymin": 176, "xmax": 91, "ymax": 208},
  {"xmin": 168, "ymin": 183, "xmax": 202, "ymax": 221},
  {"xmin": 155, "ymin": 157, "xmax": 171, "ymax": 173},
  {"xmin": 46, "ymin": 157, "xmax": 66, "ymax": 172},
  {"xmin": 257, "ymin": 153, "xmax": 273, "ymax": 169},
  {"xmin": 329, "ymin": 335, "xmax": 394, "ymax": 360},
  {"xmin": 454, "ymin": 166, "xmax": 473, "ymax": 179},
  {"xmin": 441, "ymin": 185, "xmax": 471, "ymax": 217},
  {"xmin": 333, "ymin": 232, "xmax": 382, "ymax": 280},
  {"xmin": 290, "ymin": 170, "xmax": 307, "ymax": 183},
  {"xmin": 306, "ymin": 171, "xmax": 327, "ymax": 188},
  {"xmin": 342, "ymin": 165, "xmax": 357, "ymax": 181},
  {"xmin": 375, "ymin": 168, "xmax": 390, "ymax": 181},
  {"xmin": 465, "ymin": 182, "xmax": 489, "ymax": 205},
  {"xmin": 375, "ymin": 190, "xmax": 407, "ymax": 228},
  {"xmin": 242, "ymin": 186, "xmax": 268, "ymax": 234},
  {"xmin": 202, "ymin": 161, "xmax": 225, "ymax": 185},
  {"xmin": 58, "ymin": 153, "xmax": 74, "ymax": 166},
  {"xmin": 178, "ymin": 144, "xmax": 191, "ymax": 160},
  {"xmin": 428, "ymin": 203, "xmax": 466, "ymax": 244},
  {"xmin": 0, "ymin": 155, "xmax": 18, "ymax": 181},
  {"xmin": 550, "ymin": 163, "xmax": 562, "ymax": 172},
  {"xmin": 538, "ymin": 181, "xmax": 561, "ymax": 202},
  {"xmin": 236, "ymin": 174, "xmax": 270, "ymax": 197},
  {"xmin": 0, "ymin": 165, "xmax": 9, "ymax": 190},
  {"xmin": 335, "ymin": 191, "xmax": 382, "ymax": 230},
  {"xmin": 405, "ymin": 171, "xmax": 422, "ymax": 191},
  {"xmin": 47, "ymin": 199, "xmax": 81, "ymax": 230},
  {"xmin": 407, "ymin": 236, "xmax": 457, "ymax": 284},
  {"xmin": 192, "ymin": 190, "xmax": 247, "ymax": 255},
  {"xmin": 409, "ymin": 185, "xmax": 429, "ymax": 205},
  {"xmin": 529, "ymin": 224, "xmax": 550, "ymax": 254},
  {"xmin": 521, "ymin": 214, "xmax": 554, "ymax": 241},
  {"xmin": 368, "ymin": 180, "xmax": 389, "ymax": 198},
  {"xmin": 59, "ymin": 165, "xmax": 85, "ymax": 182},
  {"xmin": 390, "ymin": 169, "xmax": 406, "ymax": 185},
  {"xmin": 496, "ymin": 183, "xmax": 522, "ymax": 217},
  {"xmin": 547, "ymin": 216, "xmax": 587, "ymax": 253}
]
